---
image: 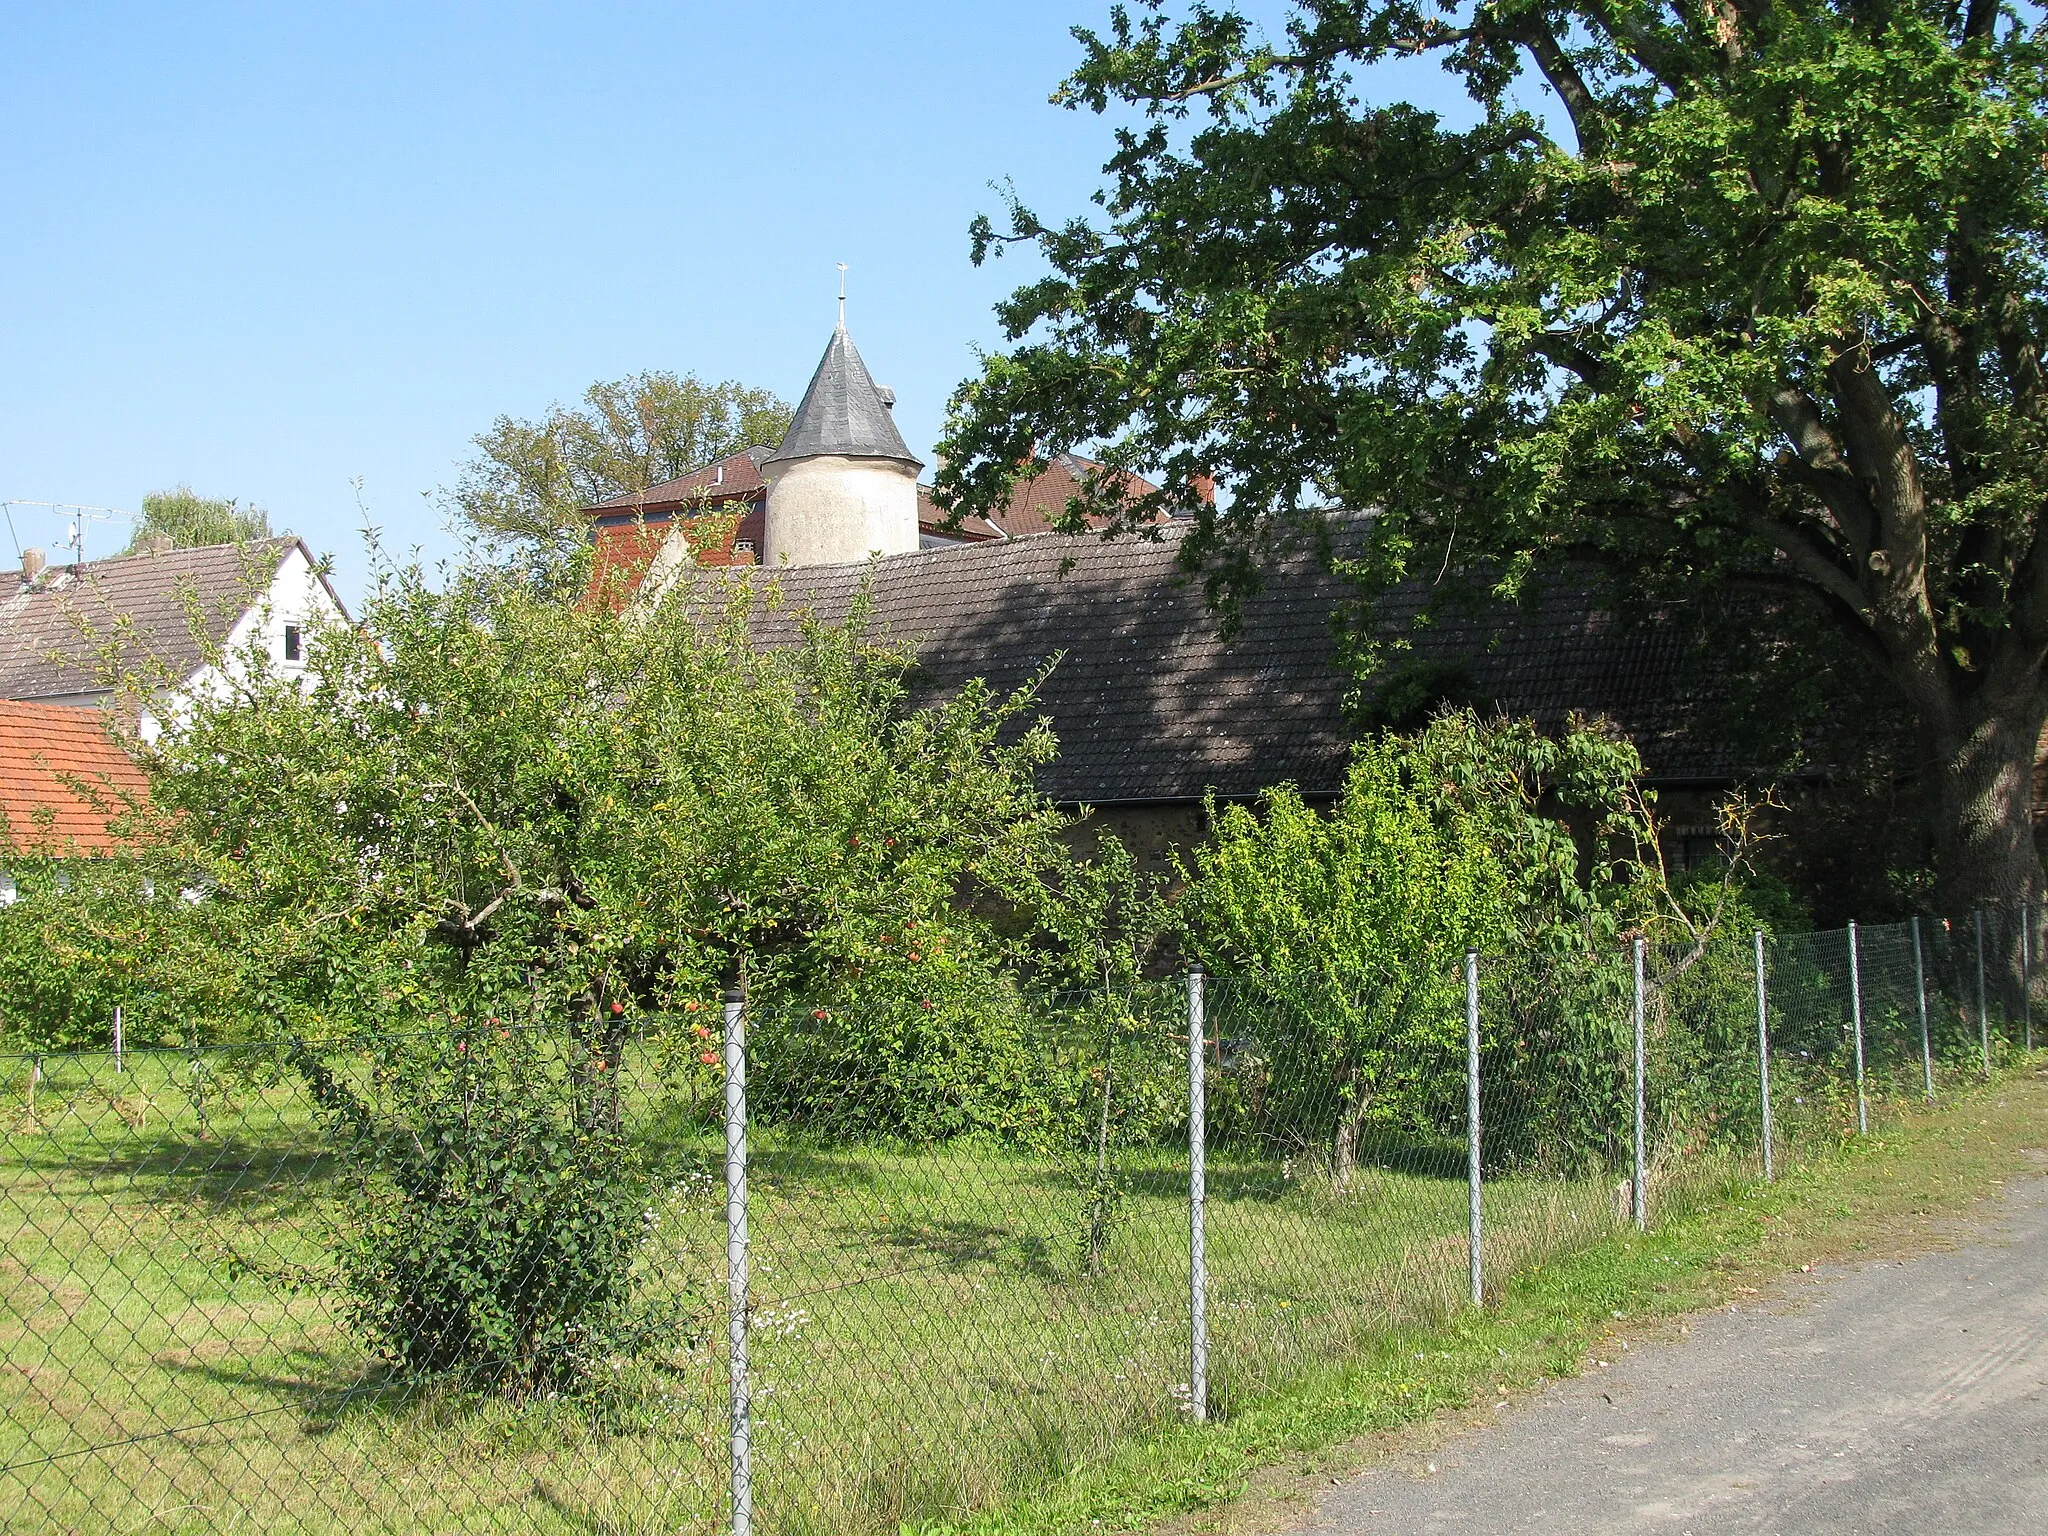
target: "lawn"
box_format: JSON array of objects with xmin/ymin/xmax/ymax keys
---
[{"xmin": 0, "ymin": 1022, "xmax": 2007, "ymax": 1536}]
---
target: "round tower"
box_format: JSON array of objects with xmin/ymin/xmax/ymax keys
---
[{"xmin": 761, "ymin": 325, "xmax": 923, "ymax": 567}]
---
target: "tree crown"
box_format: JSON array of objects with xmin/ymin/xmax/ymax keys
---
[{"xmin": 124, "ymin": 486, "xmax": 273, "ymax": 552}]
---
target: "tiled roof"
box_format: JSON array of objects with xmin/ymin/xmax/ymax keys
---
[
  {"xmin": 0, "ymin": 700, "xmax": 151, "ymax": 852},
  {"xmin": 588, "ymin": 520, "xmax": 676, "ymax": 607},
  {"xmin": 734, "ymin": 525, "xmax": 1736, "ymax": 804},
  {"xmin": 588, "ymin": 448, "xmax": 770, "ymax": 516},
  {"xmin": 916, "ymin": 486, "xmax": 1001, "ymax": 542},
  {"xmin": 0, "ymin": 539, "xmax": 304, "ymax": 701},
  {"xmin": 968, "ymin": 454, "xmax": 1168, "ymax": 540},
  {"xmin": 762, "ymin": 326, "xmax": 920, "ymax": 469}
]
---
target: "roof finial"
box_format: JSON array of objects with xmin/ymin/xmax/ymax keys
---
[{"xmin": 837, "ymin": 262, "xmax": 847, "ymax": 329}]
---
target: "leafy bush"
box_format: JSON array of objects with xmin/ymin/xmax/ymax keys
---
[
  {"xmin": 747, "ymin": 974, "xmax": 1056, "ymax": 1144},
  {"xmin": 1179, "ymin": 710, "xmax": 1687, "ymax": 1178},
  {"xmin": 0, "ymin": 856, "xmax": 250, "ymax": 1053},
  {"xmin": 1179, "ymin": 732, "xmax": 1508, "ymax": 1182},
  {"xmin": 294, "ymin": 1026, "xmax": 683, "ymax": 1396},
  {"xmin": 103, "ymin": 547, "xmax": 1079, "ymax": 1388}
]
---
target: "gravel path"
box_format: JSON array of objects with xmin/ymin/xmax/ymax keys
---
[{"xmin": 1292, "ymin": 1175, "xmax": 2048, "ymax": 1534}]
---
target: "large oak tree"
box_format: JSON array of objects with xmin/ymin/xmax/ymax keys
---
[{"xmin": 936, "ymin": 0, "xmax": 2048, "ymax": 910}]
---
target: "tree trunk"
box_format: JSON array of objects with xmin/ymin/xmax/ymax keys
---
[
  {"xmin": 1086, "ymin": 1053, "xmax": 1115, "ymax": 1275},
  {"xmin": 1331, "ymin": 1089, "xmax": 1373, "ymax": 1190},
  {"xmin": 1929, "ymin": 689, "xmax": 2048, "ymax": 915}
]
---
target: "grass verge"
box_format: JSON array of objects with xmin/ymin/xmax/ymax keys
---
[{"xmin": 913, "ymin": 1064, "xmax": 2048, "ymax": 1536}]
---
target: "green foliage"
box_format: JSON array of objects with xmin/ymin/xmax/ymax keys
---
[
  {"xmin": 1037, "ymin": 826, "xmax": 1177, "ymax": 994},
  {"xmin": 109, "ymin": 546, "xmax": 1070, "ymax": 1390},
  {"xmin": 1669, "ymin": 857, "xmax": 1807, "ymax": 940},
  {"xmin": 1179, "ymin": 730, "xmax": 1509, "ymax": 1179},
  {"xmin": 133, "ymin": 553, "xmax": 1067, "ymax": 1045},
  {"xmin": 124, "ymin": 485, "xmax": 272, "ymax": 551},
  {"xmin": 748, "ymin": 976, "xmax": 1061, "ymax": 1145},
  {"xmin": 1178, "ymin": 711, "xmax": 1693, "ymax": 1175},
  {"xmin": 939, "ymin": 0, "xmax": 2048, "ymax": 907},
  {"xmin": 448, "ymin": 370, "xmax": 793, "ymax": 571},
  {"xmin": 1399, "ymin": 709, "xmax": 1655, "ymax": 953},
  {"xmin": 0, "ymin": 858, "xmax": 249, "ymax": 1052},
  {"xmin": 292, "ymin": 1026, "xmax": 682, "ymax": 1396}
]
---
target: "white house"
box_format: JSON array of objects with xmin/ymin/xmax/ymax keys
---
[{"xmin": 0, "ymin": 535, "xmax": 349, "ymax": 732}]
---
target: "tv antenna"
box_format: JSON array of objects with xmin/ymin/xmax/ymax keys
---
[{"xmin": 0, "ymin": 500, "xmax": 137, "ymax": 565}]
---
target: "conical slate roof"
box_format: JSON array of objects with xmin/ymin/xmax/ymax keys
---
[{"xmin": 762, "ymin": 325, "xmax": 922, "ymax": 470}]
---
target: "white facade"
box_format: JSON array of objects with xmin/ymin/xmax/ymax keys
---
[
  {"xmin": 762, "ymin": 454, "xmax": 920, "ymax": 568},
  {"xmin": 196, "ymin": 541, "xmax": 342, "ymax": 694},
  {"xmin": 146, "ymin": 542, "xmax": 348, "ymax": 738}
]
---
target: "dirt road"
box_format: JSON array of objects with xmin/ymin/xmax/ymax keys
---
[{"xmin": 1293, "ymin": 1174, "xmax": 2048, "ymax": 1534}]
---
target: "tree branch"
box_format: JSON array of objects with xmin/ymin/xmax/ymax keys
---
[
  {"xmin": 1506, "ymin": 17, "xmax": 1605, "ymax": 154},
  {"xmin": 1825, "ymin": 346, "xmax": 1930, "ymax": 570},
  {"xmin": 1595, "ymin": 13, "xmax": 1695, "ymax": 90},
  {"xmin": 1767, "ymin": 386, "xmax": 1878, "ymax": 552}
]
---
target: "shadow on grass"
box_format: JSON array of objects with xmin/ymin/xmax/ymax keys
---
[
  {"xmin": 869, "ymin": 1217, "xmax": 1063, "ymax": 1282},
  {"xmin": 10, "ymin": 1137, "xmax": 347, "ymax": 1220},
  {"xmin": 159, "ymin": 1346, "xmax": 420, "ymax": 1435},
  {"xmin": 531, "ymin": 1480, "xmax": 649, "ymax": 1536}
]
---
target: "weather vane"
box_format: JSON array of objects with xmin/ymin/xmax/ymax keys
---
[{"xmin": 838, "ymin": 262, "xmax": 847, "ymax": 328}]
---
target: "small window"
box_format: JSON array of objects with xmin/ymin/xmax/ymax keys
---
[
  {"xmin": 283, "ymin": 624, "xmax": 302, "ymax": 662},
  {"xmin": 733, "ymin": 540, "xmax": 755, "ymax": 554}
]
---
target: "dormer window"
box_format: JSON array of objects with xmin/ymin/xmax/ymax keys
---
[{"xmin": 283, "ymin": 625, "xmax": 302, "ymax": 663}]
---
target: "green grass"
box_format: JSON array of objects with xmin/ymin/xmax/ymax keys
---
[
  {"xmin": 910, "ymin": 1063, "xmax": 2048, "ymax": 1536},
  {"xmin": 1, "ymin": 1045, "xmax": 2039, "ymax": 1536}
]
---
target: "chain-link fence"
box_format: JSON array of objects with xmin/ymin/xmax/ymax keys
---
[{"xmin": 4, "ymin": 909, "xmax": 2042, "ymax": 1534}]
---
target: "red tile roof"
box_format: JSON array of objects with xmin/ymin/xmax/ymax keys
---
[
  {"xmin": 0, "ymin": 701, "xmax": 151, "ymax": 852},
  {"xmin": 587, "ymin": 449, "xmax": 769, "ymax": 515},
  {"xmin": 917, "ymin": 486, "xmax": 1002, "ymax": 542},
  {"xmin": 968, "ymin": 454, "xmax": 1170, "ymax": 539},
  {"xmin": 586, "ymin": 520, "xmax": 675, "ymax": 609}
]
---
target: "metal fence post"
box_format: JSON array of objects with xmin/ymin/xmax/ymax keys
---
[
  {"xmin": 112, "ymin": 1005, "xmax": 123, "ymax": 1074},
  {"xmin": 1187, "ymin": 966, "xmax": 1208, "ymax": 1423},
  {"xmin": 1466, "ymin": 948, "xmax": 1483, "ymax": 1306},
  {"xmin": 1632, "ymin": 936, "xmax": 1647, "ymax": 1233},
  {"xmin": 723, "ymin": 983, "xmax": 753, "ymax": 1536},
  {"xmin": 1848, "ymin": 920, "xmax": 1868, "ymax": 1135},
  {"xmin": 1976, "ymin": 908, "xmax": 1991, "ymax": 1076},
  {"xmin": 2023, "ymin": 902, "xmax": 2034, "ymax": 1054},
  {"xmin": 1754, "ymin": 930, "xmax": 1774, "ymax": 1182},
  {"xmin": 1913, "ymin": 916, "xmax": 1934, "ymax": 1102}
]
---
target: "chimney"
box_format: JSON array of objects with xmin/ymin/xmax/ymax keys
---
[
  {"xmin": 138, "ymin": 532, "xmax": 174, "ymax": 557},
  {"xmin": 19, "ymin": 547, "xmax": 46, "ymax": 582}
]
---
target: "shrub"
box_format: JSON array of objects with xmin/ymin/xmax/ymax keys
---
[
  {"xmin": 294, "ymin": 1026, "xmax": 683, "ymax": 1396},
  {"xmin": 0, "ymin": 856, "xmax": 250, "ymax": 1053}
]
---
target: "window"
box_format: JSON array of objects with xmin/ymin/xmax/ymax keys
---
[
  {"xmin": 733, "ymin": 540, "xmax": 755, "ymax": 554},
  {"xmin": 283, "ymin": 624, "xmax": 302, "ymax": 662}
]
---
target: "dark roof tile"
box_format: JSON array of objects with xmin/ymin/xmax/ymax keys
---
[
  {"xmin": 762, "ymin": 327, "xmax": 920, "ymax": 470},
  {"xmin": 0, "ymin": 538, "xmax": 306, "ymax": 700},
  {"xmin": 731, "ymin": 526, "xmax": 1732, "ymax": 803}
]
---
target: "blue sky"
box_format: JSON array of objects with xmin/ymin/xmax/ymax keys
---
[{"xmin": 0, "ymin": 2, "xmax": 1481, "ymax": 603}]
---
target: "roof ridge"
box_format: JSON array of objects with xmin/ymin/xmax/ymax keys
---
[{"xmin": 13, "ymin": 534, "xmax": 298, "ymax": 578}]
